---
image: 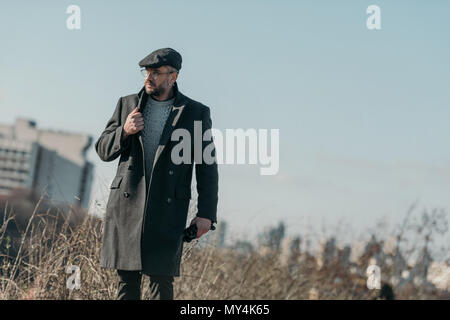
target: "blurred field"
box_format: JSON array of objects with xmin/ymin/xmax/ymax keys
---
[{"xmin": 0, "ymin": 189, "xmax": 449, "ymax": 300}]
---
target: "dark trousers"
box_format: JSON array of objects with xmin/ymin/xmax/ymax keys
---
[{"xmin": 116, "ymin": 270, "xmax": 174, "ymax": 300}]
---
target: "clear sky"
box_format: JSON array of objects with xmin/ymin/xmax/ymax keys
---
[{"xmin": 1, "ymin": 1, "xmax": 449, "ymax": 245}]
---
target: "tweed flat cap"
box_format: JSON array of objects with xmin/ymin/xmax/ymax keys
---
[{"xmin": 138, "ymin": 48, "xmax": 182, "ymax": 71}]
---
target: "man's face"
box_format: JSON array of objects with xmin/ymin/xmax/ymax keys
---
[{"xmin": 143, "ymin": 66, "xmax": 178, "ymax": 96}]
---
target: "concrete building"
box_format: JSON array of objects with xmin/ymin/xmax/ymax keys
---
[{"xmin": 0, "ymin": 118, "xmax": 94, "ymax": 209}]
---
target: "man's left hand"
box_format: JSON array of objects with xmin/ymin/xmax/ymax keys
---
[{"xmin": 190, "ymin": 217, "xmax": 212, "ymax": 238}]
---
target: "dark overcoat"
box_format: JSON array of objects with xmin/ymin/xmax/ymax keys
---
[{"xmin": 95, "ymin": 82, "xmax": 219, "ymax": 276}]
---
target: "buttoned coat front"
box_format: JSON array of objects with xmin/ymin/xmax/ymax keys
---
[{"xmin": 95, "ymin": 82, "xmax": 219, "ymax": 276}]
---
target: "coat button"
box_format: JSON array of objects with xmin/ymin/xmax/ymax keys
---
[
  {"xmin": 114, "ymin": 145, "xmax": 119, "ymax": 151},
  {"xmin": 167, "ymin": 197, "xmax": 172, "ymax": 203},
  {"xmin": 123, "ymin": 192, "xmax": 130, "ymax": 198},
  {"xmin": 168, "ymin": 170, "xmax": 173, "ymax": 175}
]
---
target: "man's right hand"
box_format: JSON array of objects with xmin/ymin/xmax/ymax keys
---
[{"xmin": 122, "ymin": 107, "xmax": 143, "ymax": 140}]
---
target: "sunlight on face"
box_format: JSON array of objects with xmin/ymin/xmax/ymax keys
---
[{"xmin": 144, "ymin": 66, "xmax": 178, "ymax": 97}]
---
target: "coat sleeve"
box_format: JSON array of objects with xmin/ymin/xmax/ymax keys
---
[
  {"xmin": 95, "ymin": 97, "xmax": 131, "ymax": 162},
  {"xmin": 195, "ymin": 106, "xmax": 219, "ymax": 224}
]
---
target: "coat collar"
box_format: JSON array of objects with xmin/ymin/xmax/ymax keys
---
[{"xmin": 136, "ymin": 81, "xmax": 188, "ymax": 158}]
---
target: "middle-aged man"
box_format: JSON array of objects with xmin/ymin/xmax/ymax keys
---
[{"xmin": 95, "ymin": 48, "xmax": 219, "ymax": 300}]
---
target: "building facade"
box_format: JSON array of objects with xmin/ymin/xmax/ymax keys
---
[{"xmin": 0, "ymin": 118, "xmax": 94, "ymax": 209}]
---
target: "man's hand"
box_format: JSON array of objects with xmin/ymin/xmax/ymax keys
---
[
  {"xmin": 190, "ymin": 216, "xmax": 212, "ymax": 239},
  {"xmin": 123, "ymin": 107, "xmax": 143, "ymax": 140}
]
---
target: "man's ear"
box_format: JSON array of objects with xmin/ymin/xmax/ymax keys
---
[{"xmin": 170, "ymin": 74, "xmax": 178, "ymax": 87}]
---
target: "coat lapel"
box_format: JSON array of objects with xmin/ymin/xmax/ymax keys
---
[
  {"xmin": 136, "ymin": 82, "xmax": 188, "ymax": 172},
  {"xmin": 135, "ymin": 87, "xmax": 147, "ymax": 168}
]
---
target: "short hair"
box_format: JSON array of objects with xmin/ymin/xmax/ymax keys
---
[{"xmin": 167, "ymin": 65, "xmax": 179, "ymax": 74}]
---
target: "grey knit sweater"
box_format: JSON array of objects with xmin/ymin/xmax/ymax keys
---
[{"xmin": 141, "ymin": 95, "xmax": 175, "ymax": 187}]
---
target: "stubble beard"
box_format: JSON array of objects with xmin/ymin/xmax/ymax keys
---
[{"xmin": 145, "ymin": 82, "xmax": 169, "ymax": 98}]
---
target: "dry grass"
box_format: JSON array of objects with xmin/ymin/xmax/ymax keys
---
[{"xmin": 0, "ymin": 191, "xmax": 448, "ymax": 300}]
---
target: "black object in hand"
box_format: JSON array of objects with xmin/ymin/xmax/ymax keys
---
[
  {"xmin": 183, "ymin": 224, "xmax": 197, "ymax": 243},
  {"xmin": 183, "ymin": 222, "xmax": 216, "ymax": 242}
]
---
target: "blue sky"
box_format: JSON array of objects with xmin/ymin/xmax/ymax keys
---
[{"xmin": 1, "ymin": 1, "xmax": 449, "ymax": 244}]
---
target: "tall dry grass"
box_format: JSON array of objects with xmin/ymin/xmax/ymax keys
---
[{"xmin": 0, "ymin": 190, "xmax": 448, "ymax": 300}]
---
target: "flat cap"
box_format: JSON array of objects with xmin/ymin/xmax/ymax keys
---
[{"xmin": 138, "ymin": 48, "xmax": 182, "ymax": 71}]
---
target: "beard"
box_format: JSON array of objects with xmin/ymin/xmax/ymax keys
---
[
  {"xmin": 145, "ymin": 82, "xmax": 158, "ymax": 95},
  {"xmin": 145, "ymin": 81, "xmax": 169, "ymax": 98}
]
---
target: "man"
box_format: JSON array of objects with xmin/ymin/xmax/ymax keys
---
[{"xmin": 95, "ymin": 48, "xmax": 219, "ymax": 300}]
